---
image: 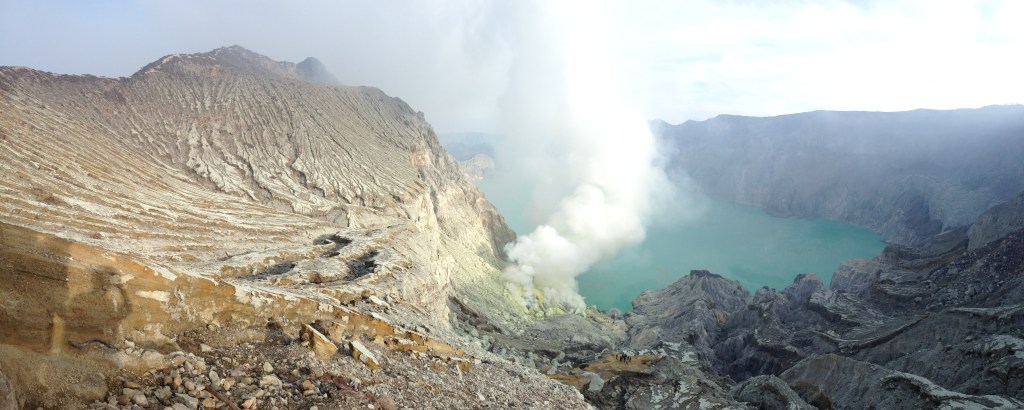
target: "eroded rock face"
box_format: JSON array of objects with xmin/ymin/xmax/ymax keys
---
[
  {"xmin": 970, "ymin": 191, "xmax": 1024, "ymax": 250},
  {"xmin": 656, "ymin": 107, "xmax": 1024, "ymax": 245},
  {"xmin": 613, "ymin": 218, "xmax": 1024, "ymax": 408},
  {"xmin": 626, "ymin": 270, "xmax": 750, "ymax": 356},
  {"xmin": 5, "ymin": 44, "xmax": 1024, "ymax": 409},
  {"xmin": 458, "ymin": 153, "xmax": 495, "ymax": 181},
  {"xmin": 731, "ymin": 375, "xmax": 813, "ymax": 410},
  {"xmin": 781, "ymin": 354, "xmax": 1024, "ymax": 409},
  {"xmin": 0, "ymin": 45, "xmax": 521, "ymax": 326},
  {"xmin": 0, "ymin": 47, "xmax": 577, "ymax": 409}
]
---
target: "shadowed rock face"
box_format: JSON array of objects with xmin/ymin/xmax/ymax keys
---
[
  {"xmin": 4, "ymin": 44, "xmax": 1024, "ymax": 409},
  {"xmin": 731, "ymin": 375, "xmax": 813, "ymax": 410},
  {"xmin": 626, "ymin": 270, "xmax": 750, "ymax": 356},
  {"xmin": 432, "ymin": 145, "xmax": 1024, "ymax": 409},
  {"xmin": 617, "ymin": 195, "xmax": 1024, "ymax": 408},
  {"xmin": 656, "ymin": 106, "xmax": 1024, "ymax": 246},
  {"xmin": 969, "ymin": 191, "xmax": 1024, "ymax": 250},
  {"xmin": 295, "ymin": 57, "xmax": 339, "ymax": 85}
]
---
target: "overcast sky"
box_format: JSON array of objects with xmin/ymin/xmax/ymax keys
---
[{"xmin": 2, "ymin": 0, "xmax": 1022, "ymax": 133}]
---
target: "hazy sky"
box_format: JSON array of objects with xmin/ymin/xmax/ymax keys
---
[{"xmin": 2, "ymin": 0, "xmax": 1022, "ymax": 132}]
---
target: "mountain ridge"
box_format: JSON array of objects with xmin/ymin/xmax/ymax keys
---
[
  {"xmin": 0, "ymin": 47, "xmax": 580, "ymax": 409},
  {"xmin": 657, "ymin": 104, "xmax": 1024, "ymax": 127},
  {"xmin": 3, "ymin": 45, "xmax": 1024, "ymax": 409},
  {"xmin": 657, "ymin": 104, "xmax": 1024, "ymax": 245},
  {"xmin": 131, "ymin": 45, "xmax": 338, "ymax": 85}
]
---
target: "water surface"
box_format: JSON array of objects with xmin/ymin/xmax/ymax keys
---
[{"xmin": 476, "ymin": 180, "xmax": 886, "ymax": 312}]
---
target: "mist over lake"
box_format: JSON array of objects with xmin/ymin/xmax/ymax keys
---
[{"xmin": 476, "ymin": 175, "xmax": 886, "ymax": 312}]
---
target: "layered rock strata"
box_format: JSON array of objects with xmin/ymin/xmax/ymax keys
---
[
  {"xmin": 655, "ymin": 107, "xmax": 1024, "ymax": 245},
  {"xmin": 0, "ymin": 47, "xmax": 588, "ymax": 408}
]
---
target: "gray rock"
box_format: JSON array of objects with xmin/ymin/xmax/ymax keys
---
[
  {"xmin": 781, "ymin": 354, "xmax": 1024, "ymax": 409},
  {"xmin": 259, "ymin": 374, "xmax": 282, "ymax": 388},
  {"xmin": 627, "ymin": 270, "xmax": 750, "ymax": 356},
  {"xmin": 849, "ymin": 308, "xmax": 1024, "ymax": 400},
  {"xmin": 829, "ymin": 258, "xmax": 883, "ymax": 296},
  {"xmin": 295, "ymin": 57, "xmax": 339, "ymax": 85},
  {"xmin": 615, "ymin": 202, "xmax": 1024, "ymax": 408},
  {"xmin": 154, "ymin": 386, "xmax": 172, "ymax": 400},
  {"xmin": 781, "ymin": 273, "xmax": 823, "ymax": 306},
  {"xmin": 493, "ymin": 312, "xmax": 626, "ymax": 365},
  {"xmin": 176, "ymin": 393, "xmax": 199, "ymax": 410},
  {"xmin": 655, "ymin": 106, "xmax": 1024, "ymax": 245},
  {"xmin": 731, "ymin": 375, "xmax": 813, "ymax": 410},
  {"xmin": 584, "ymin": 354, "xmax": 741, "ymax": 409},
  {"xmin": 582, "ymin": 372, "xmax": 605, "ymax": 393},
  {"xmin": 969, "ymin": 191, "xmax": 1024, "ymax": 250}
]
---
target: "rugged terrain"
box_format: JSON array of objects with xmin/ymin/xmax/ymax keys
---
[
  {"xmin": 432, "ymin": 111, "xmax": 1024, "ymax": 407},
  {"xmin": 0, "ymin": 46, "xmax": 583, "ymax": 409},
  {"xmin": 654, "ymin": 107, "xmax": 1024, "ymax": 246},
  {"xmin": 2, "ymin": 45, "xmax": 1023, "ymax": 410},
  {"xmin": 478, "ymin": 191, "xmax": 1024, "ymax": 409}
]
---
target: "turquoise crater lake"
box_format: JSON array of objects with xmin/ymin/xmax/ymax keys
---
[{"xmin": 476, "ymin": 178, "xmax": 887, "ymax": 312}]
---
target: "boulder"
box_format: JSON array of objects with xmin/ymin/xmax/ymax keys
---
[
  {"xmin": 969, "ymin": 191, "xmax": 1024, "ymax": 250},
  {"xmin": 350, "ymin": 340, "xmax": 380, "ymax": 370},
  {"xmin": 627, "ymin": 270, "xmax": 750, "ymax": 354},
  {"xmin": 301, "ymin": 324, "xmax": 338, "ymax": 359},
  {"xmin": 731, "ymin": 375, "xmax": 813, "ymax": 410}
]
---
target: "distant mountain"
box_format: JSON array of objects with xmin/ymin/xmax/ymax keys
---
[
  {"xmin": 296, "ymin": 56, "xmax": 339, "ymax": 84},
  {"xmin": 5, "ymin": 44, "xmax": 1023, "ymax": 409},
  {"xmin": 437, "ymin": 132, "xmax": 500, "ymax": 161},
  {"xmin": 134, "ymin": 45, "xmax": 338, "ymax": 84},
  {"xmin": 656, "ymin": 105, "xmax": 1024, "ymax": 245}
]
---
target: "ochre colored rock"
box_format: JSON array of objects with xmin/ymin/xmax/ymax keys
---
[{"xmin": 302, "ymin": 324, "xmax": 338, "ymax": 359}]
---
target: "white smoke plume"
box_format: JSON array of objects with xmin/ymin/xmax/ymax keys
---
[{"xmin": 500, "ymin": 1, "xmax": 673, "ymax": 313}]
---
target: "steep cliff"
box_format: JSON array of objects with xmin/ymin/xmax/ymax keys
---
[
  {"xmin": 0, "ymin": 45, "xmax": 518, "ymax": 321},
  {"xmin": 613, "ymin": 204, "xmax": 1024, "ymax": 408},
  {"xmin": 969, "ymin": 191, "xmax": 1024, "ymax": 250},
  {"xmin": 656, "ymin": 106, "xmax": 1024, "ymax": 245},
  {"xmin": 0, "ymin": 47, "xmax": 588, "ymax": 408}
]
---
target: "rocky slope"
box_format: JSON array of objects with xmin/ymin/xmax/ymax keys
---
[
  {"xmin": 462, "ymin": 191, "xmax": 1024, "ymax": 409},
  {"xmin": 4, "ymin": 45, "xmax": 1024, "ymax": 410},
  {"xmin": 0, "ymin": 46, "xmax": 589, "ymax": 408},
  {"xmin": 451, "ymin": 108, "xmax": 1024, "ymax": 408},
  {"xmin": 457, "ymin": 154, "xmax": 495, "ymax": 181},
  {"xmin": 656, "ymin": 106, "xmax": 1024, "ymax": 245},
  {"xmin": 614, "ymin": 192, "xmax": 1024, "ymax": 408},
  {"xmin": 969, "ymin": 191, "xmax": 1024, "ymax": 250},
  {"xmin": 1, "ymin": 45, "xmax": 522, "ymax": 320}
]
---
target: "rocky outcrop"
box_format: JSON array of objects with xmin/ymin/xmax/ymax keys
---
[
  {"xmin": 781, "ymin": 354, "xmax": 1024, "ymax": 409},
  {"xmin": 655, "ymin": 106, "xmax": 1024, "ymax": 245},
  {"xmin": 969, "ymin": 191, "xmax": 1024, "ymax": 250},
  {"xmin": 437, "ymin": 131, "xmax": 498, "ymax": 161},
  {"xmin": 613, "ymin": 205, "xmax": 1024, "ymax": 408},
  {"xmin": 467, "ymin": 304, "xmax": 743, "ymax": 409},
  {"xmin": 0, "ymin": 47, "xmax": 590, "ymax": 408},
  {"xmin": 575, "ymin": 352, "xmax": 742, "ymax": 409},
  {"xmin": 626, "ymin": 270, "xmax": 750, "ymax": 356},
  {"xmin": 295, "ymin": 56, "xmax": 339, "ymax": 85},
  {"xmin": 0, "ymin": 45, "xmax": 517, "ymax": 325},
  {"xmin": 6, "ymin": 44, "xmax": 1024, "ymax": 409},
  {"xmin": 731, "ymin": 375, "xmax": 812, "ymax": 410},
  {"xmin": 458, "ymin": 153, "xmax": 495, "ymax": 181}
]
